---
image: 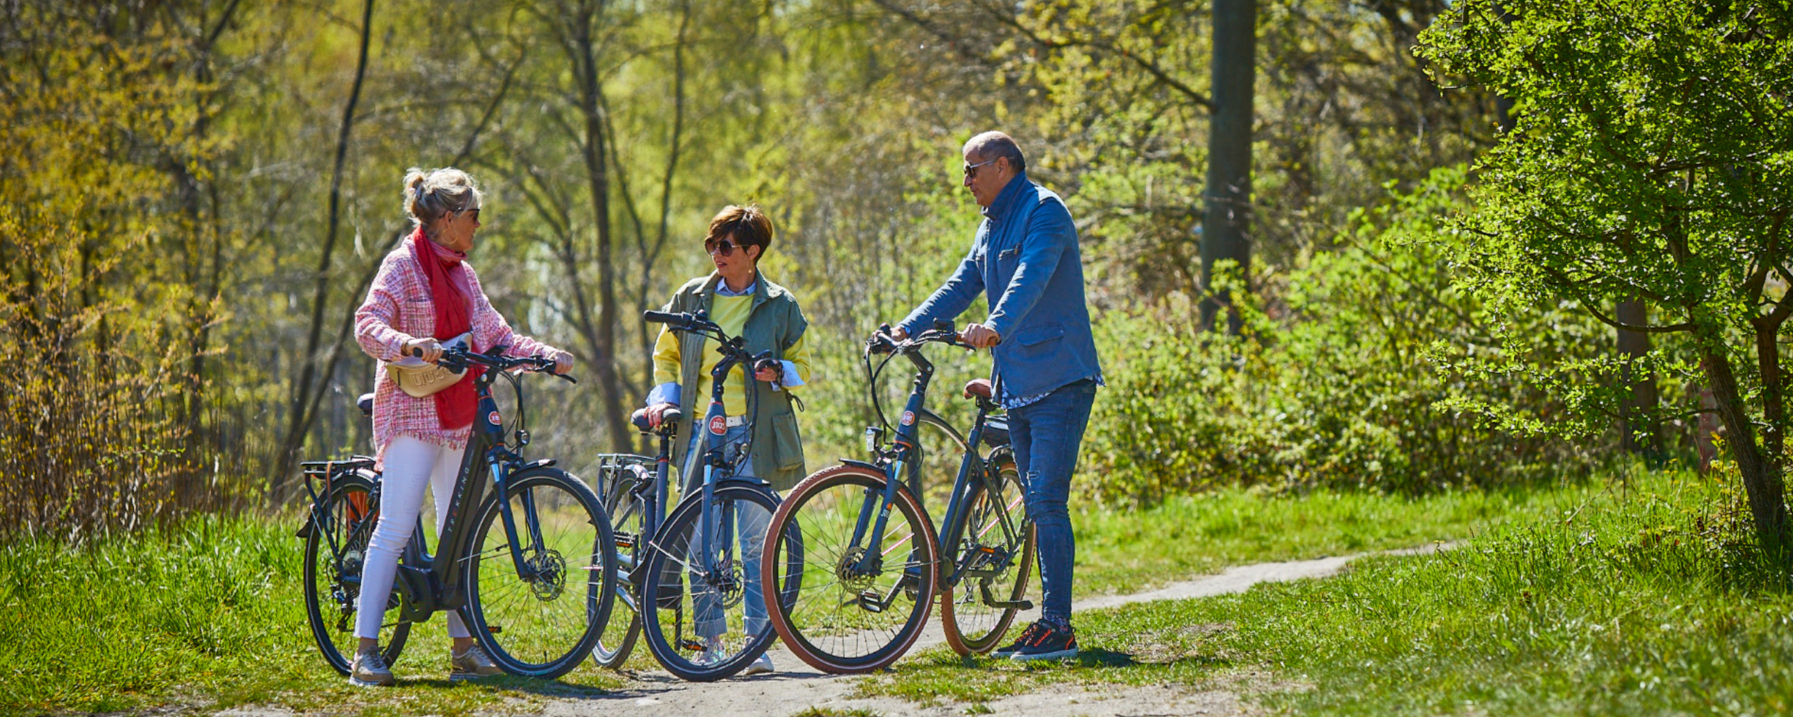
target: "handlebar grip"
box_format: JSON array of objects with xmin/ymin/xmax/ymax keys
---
[{"xmin": 644, "ymin": 310, "xmax": 683, "ymax": 325}]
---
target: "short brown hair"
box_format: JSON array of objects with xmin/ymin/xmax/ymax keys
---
[{"xmin": 706, "ymin": 204, "xmax": 774, "ymax": 259}]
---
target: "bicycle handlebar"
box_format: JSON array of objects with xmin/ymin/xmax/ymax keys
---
[{"xmin": 402, "ymin": 345, "xmax": 577, "ymax": 384}]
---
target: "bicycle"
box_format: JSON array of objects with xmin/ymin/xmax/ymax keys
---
[
  {"xmin": 297, "ymin": 347, "xmax": 618, "ymax": 680},
  {"xmin": 760, "ymin": 320, "xmax": 1034, "ymax": 674},
  {"xmin": 599, "ymin": 308, "xmax": 802, "ymax": 681}
]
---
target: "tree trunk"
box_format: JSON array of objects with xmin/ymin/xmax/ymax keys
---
[
  {"xmin": 571, "ymin": 1, "xmax": 633, "ymax": 452},
  {"xmin": 1616, "ymin": 296, "xmax": 1659, "ymax": 458},
  {"xmin": 1697, "ymin": 327, "xmax": 1790, "ymax": 560},
  {"xmin": 275, "ymin": 0, "xmax": 375, "ymax": 503},
  {"xmin": 1200, "ymin": 0, "xmax": 1256, "ymax": 333}
]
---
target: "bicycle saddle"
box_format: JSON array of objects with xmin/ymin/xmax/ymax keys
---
[
  {"xmin": 357, "ymin": 392, "xmax": 375, "ymax": 418},
  {"xmin": 963, "ymin": 378, "xmax": 993, "ymax": 400},
  {"xmin": 630, "ymin": 407, "xmax": 682, "ymax": 435}
]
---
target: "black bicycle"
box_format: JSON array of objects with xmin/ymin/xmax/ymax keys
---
[
  {"xmin": 298, "ymin": 347, "xmax": 618, "ymax": 679},
  {"xmin": 592, "ymin": 309, "xmax": 802, "ymax": 681},
  {"xmin": 761, "ymin": 321, "xmax": 1033, "ymax": 673}
]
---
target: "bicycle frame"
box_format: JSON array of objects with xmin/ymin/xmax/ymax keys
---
[
  {"xmin": 846, "ymin": 332, "xmax": 1026, "ymax": 597},
  {"xmin": 382, "ymin": 352, "xmax": 566, "ymax": 625},
  {"xmin": 639, "ymin": 310, "xmax": 776, "ymax": 606}
]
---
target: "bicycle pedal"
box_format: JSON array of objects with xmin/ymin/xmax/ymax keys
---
[
  {"xmin": 847, "ymin": 589, "xmax": 888, "ymax": 613},
  {"xmin": 679, "ymin": 638, "xmax": 705, "ymax": 652},
  {"xmin": 486, "ymin": 624, "xmax": 503, "ymax": 634},
  {"xmin": 988, "ymin": 599, "xmax": 1033, "ymax": 610}
]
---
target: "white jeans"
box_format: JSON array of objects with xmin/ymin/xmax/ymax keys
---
[{"xmin": 354, "ymin": 435, "xmax": 471, "ymax": 640}]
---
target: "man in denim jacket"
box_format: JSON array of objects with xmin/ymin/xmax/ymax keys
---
[{"xmin": 895, "ymin": 131, "xmax": 1102, "ymax": 661}]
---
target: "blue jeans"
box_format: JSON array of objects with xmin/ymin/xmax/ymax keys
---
[
  {"xmin": 1006, "ymin": 379, "xmax": 1097, "ymax": 625},
  {"xmin": 683, "ymin": 424, "xmax": 770, "ymax": 639}
]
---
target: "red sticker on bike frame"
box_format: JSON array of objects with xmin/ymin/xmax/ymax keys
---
[
  {"xmin": 709, "ymin": 415, "xmax": 727, "ymax": 435},
  {"xmin": 900, "ymin": 410, "xmax": 916, "ymax": 426},
  {"xmin": 487, "ymin": 411, "xmax": 502, "ymax": 425}
]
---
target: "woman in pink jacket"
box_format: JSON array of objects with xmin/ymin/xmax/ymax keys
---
[{"xmin": 348, "ymin": 167, "xmax": 573, "ymax": 687}]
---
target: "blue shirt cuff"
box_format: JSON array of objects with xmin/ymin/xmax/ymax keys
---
[
  {"xmin": 646, "ymin": 382, "xmax": 681, "ymax": 406},
  {"xmin": 780, "ymin": 360, "xmax": 805, "ymax": 388}
]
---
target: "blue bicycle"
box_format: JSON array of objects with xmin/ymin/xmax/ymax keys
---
[{"xmin": 591, "ymin": 309, "xmax": 801, "ymax": 681}]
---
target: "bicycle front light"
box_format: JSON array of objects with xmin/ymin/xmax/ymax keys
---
[{"xmin": 864, "ymin": 425, "xmax": 882, "ymax": 453}]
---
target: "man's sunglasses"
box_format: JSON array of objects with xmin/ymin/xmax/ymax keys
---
[
  {"xmin": 705, "ymin": 238, "xmax": 743, "ymax": 257},
  {"xmin": 963, "ymin": 157, "xmax": 1000, "ymax": 179}
]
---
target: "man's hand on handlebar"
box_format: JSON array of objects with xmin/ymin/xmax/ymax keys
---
[
  {"xmin": 961, "ymin": 323, "xmax": 1001, "ymax": 349},
  {"xmin": 403, "ymin": 337, "xmax": 443, "ymax": 363}
]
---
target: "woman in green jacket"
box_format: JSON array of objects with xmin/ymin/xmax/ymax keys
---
[{"xmin": 642, "ymin": 204, "xmax": 811, "ymax": 675}]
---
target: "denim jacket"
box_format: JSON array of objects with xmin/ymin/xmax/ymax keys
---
[{"xmin": 899, "ymin": 172, "xmax": 1102, "ymax": 402}]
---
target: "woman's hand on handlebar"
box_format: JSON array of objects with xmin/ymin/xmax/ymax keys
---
[
  {"xmin": 646, "ymin": 402, "xmax": 677, "ymax": 428},
  {"xmin": 550, "ymin": 349, "xmax": 574, "ymax": 375},
  {"xmin": 403, "ymin": 337, "xmax": 443, "ymax": 363}
]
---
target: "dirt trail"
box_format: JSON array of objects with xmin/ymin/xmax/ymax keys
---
[{"xmin": 536, "ymin": 543, "xmax": 1454, "ymax": 717}]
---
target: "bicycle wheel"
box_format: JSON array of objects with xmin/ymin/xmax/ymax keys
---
[
  {"xmin": 940, "ymin": 447, "xmax": 1036, "ymax": 655},
  {"xmin": 593, "ymin": 462, "xmax": 647, "ymax": 668},
  {"xmin": 638, "ymin": 482, "xmax": 793, "ymax": 681},
  {"xmin": 464, "ymin": 466, "xmax": 617, "ymax": 679},
  {"xmin": 302, "ymin": 471, "xmax": 410, "ymax": 675},
  {"xmin": 762, "ymin": 464, "xmax": 940, "ymax": 674}
]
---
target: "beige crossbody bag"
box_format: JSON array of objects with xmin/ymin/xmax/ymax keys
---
[{"xmin": 386, "ymin": 331, "xmax": 472, "ymax": 398}]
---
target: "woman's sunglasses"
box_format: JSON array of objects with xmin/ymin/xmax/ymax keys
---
[{"xmin": 705, "ymin": 238, "xmax": 742, "ymax": 257}]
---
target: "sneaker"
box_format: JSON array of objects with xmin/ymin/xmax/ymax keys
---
[
  {"xmin": 1009, "ymin": 621, "xmax": 1077, "ymax": 662},
  {"xmin": 693, "ymin": 636, "xmax": 727, "ymax": 666},
  {"xmin": 349, "ymin": 650, "xmax": 395, "ymax": 687},
  {"xmin": 450, "ymin": 644, "xmax": 504, "ymax": 680},
  {"xmin": 741, "ymin": 651, "xmax": 774, "ymax": 676},
  {"xmin": 993, "ymin": 621, "xmax": 1050, "ymax": 658}
]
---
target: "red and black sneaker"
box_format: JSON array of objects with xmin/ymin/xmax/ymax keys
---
[
  {"xmin": 1009, "ymin": 620, "xmax": 1077, "ymax": 662},
  {"xmin": 993, "ymin": 620, "xmax": 1050, "ymax": 658}
]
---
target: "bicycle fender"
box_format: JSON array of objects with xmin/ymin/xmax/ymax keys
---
[{"xmin": 836, "ymin": 459, "xmax": 883, "ymax": 474}]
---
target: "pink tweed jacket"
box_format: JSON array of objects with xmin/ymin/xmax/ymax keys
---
[{"xmin": 354, "ymin": 245, "xmax": 558, "ymax": 463}]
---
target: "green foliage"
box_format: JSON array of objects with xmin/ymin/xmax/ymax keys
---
[
  {"xmin": 1416, "ymin": 0, "xmax": 1793, "ymax": 551},
  {"xmin": 0, "ymin": 6, "xmax": 231, "ymax": 539},
  {"xmin": 1082, "ymin": 167, "xmax": 1606, "ymax": 504}
]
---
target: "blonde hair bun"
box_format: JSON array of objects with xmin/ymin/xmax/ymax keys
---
[{"xmin": 402, "ymin": 167, "xmax": 483, "ymax": 227}]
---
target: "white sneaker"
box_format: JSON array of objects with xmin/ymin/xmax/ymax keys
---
[
  {"xmin": 694, "ymin": 636, "xmax": 727, "ymax": 666},
  {"xmin": 349, "ymin": 650, "xmax": 395, "ymax": 687},
  {"xmin": 741, "ymin": 652, "xmax": 774, "ymax": 676}
]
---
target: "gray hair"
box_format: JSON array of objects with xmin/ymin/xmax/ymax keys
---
[
  {"xmin": 963, "ymin": 131, "xmax": 1026, "ymax": 174},
  {"xmin": 402, "ymin": 167, "xmax": 483, "ymax": 227}
]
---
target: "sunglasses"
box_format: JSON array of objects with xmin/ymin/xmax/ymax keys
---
[
  {"xmin": 963, "ymin": 157, "xmax": 1000, "ymax": 179},
  {"xmin": 459, "ymin": 208, "xmax": 480, "ymax": 222},
  {"xmin": 705, "ymin": 238, "xmax": 742, "ymax": 257}
]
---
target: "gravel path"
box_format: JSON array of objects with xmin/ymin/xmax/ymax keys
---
[{"xmin": 533, "ymin": 543, "xmax": 1454, "ymax": 717}]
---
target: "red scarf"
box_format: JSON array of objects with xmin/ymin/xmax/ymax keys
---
[{"xmin": 409, "ymin": 229, "xmax": 481, "ymax": 430}]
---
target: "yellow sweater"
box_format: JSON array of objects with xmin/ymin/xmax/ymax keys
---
[{"xmin": 651, "ymin": 293, "xmax": 811, "ymax": 416}]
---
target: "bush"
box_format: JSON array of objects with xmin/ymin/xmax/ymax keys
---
[{"xmin": 1081, "ymin": 166, "xmax": 1611, "ymax": 504}]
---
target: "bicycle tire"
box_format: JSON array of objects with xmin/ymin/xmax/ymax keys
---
[
  {"xmin": 940, "ymin": 447, "xmax": 1036, "ymax": 655},
  {"xmin": 464, "ymin": 466, "xmax": 617, "ymax": 679},
  {"xmin": 593, "ymin": 463, "xmax": 647, "ymax": 669},
  {"xmin": 762, "ymin": 464, "xmax": 940, "ymax": 674},
  {"xmin": 637, "ymin": 481, "xmax": 793, "ymax": 682},
  {"xmin": 303, "ymin": 470, "xmax": 411, "ymax": 675}
]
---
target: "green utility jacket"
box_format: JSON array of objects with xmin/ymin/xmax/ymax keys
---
[{"xmin": 663, "ymin": 272, "xmax": 810, "ymax": 491}]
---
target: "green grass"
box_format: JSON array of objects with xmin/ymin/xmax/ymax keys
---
[
  {"xmin": 0, "ymin": 474, "xmax": 1630, "ymax": 714},
  {"xmin": 862, "ymin": 470, "xmax": 1793, "ymax": 715},
  {"xmin": 0, "ymin": 516, "xmax": 625, "ymax": 716}
]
